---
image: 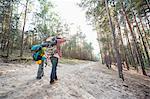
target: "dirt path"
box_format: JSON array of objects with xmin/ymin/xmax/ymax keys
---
[{"xmin": 0, "ymin": 61, "xmax": 150, "ymax": 99}]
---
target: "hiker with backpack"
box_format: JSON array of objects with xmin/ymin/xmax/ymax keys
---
[
  {"xmin": 31, "ymin": 44, "xmax": 47, "ymax": 79},
  {"xmin": 46, "ymin": 35, "xmax": 66, "ymax": 84}
]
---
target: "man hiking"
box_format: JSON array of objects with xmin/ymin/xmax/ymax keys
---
[{"xmin": 31, "ymin": 45, "xmax": 47, "ymax": 79}]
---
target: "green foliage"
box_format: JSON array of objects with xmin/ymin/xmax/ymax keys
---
[{"xmin": 0, "ymin": 0, "xmax": 70, "ymax": 56}]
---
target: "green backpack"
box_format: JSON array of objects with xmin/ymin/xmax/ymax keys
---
[{"xmin": 31, "ymin": 45, "xmax": 43, "ymax": 61}]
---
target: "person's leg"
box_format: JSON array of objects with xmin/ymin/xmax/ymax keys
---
[
  {"xmin": 37, "ymin": 61, "xmax": 44, "ymax": 79},
  {"xmin": 41, "ymin": 61, "xmax": 44, "ymax": 76},
  {"xmin": 106, "ymin": 64, "xmax": 109, "ymax": 69},
  {"xmin": 54, "ymin": 58, "xmax": 58, "ymax": 80},
  {"xmin": 44, "ymin": 59, "xmax": 47, "ymax": 67},
  {"xmin": 50, "ymin": 57, "xmax": 57, "ymax": 83},
  {"xmin": 109, "ymin": 63, "xmax": 111, "ymax": 68}
]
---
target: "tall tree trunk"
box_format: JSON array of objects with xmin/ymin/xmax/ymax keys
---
[
  {"xmin": 1, "ymin": 0, "xmax": 5, "ymax": 53},
  {"xmin": 20, "ymin": 0, "xmax": 29, "ymax": 57},
  {"xmin": 139, "ymin": 15, "xmax": 150, "ymax": 49},
  {"xmin": 110, "ymin": 41, "xmax": 116, "ymax": 64},
  {"xmin": 105, "ymin": 0, "xmax": 124, "ymax": 80},
  {"xmin": 1, "ymin": 0, "xmax": 11, "ymax": 57},
  {"xmin": 121, "ymin": 2, "xmax": 147, "ymax": 75},
  {"xmin": 7, "ymin": 1, "xmax": 13, "ymax": 57},
  {"xmin": 100, "ymin": 45, "xmax": 104, "ymax": 64},
  {"xmin": 126, "ymin": 36, "xmax": 138, "ymax": 71},
  {"xmin": 1, "ymin": 0, "xmax": 7, "ymax": 55},
  {"xmin": 97, "ymin": 32, "xmax": 104, "ymax": 64},
  {"xmin": 100, "ymin": 48, "xmax": 104, "ymax": 64},
  {"xmin": 123, "ymin": 17, "xmax": 138, "ymax": 70},
  {"xmin": 132, "ymin": 12, "xmax": 150, "ymax": 66},
  {"xmin": 116, "ymin": 16, "xmax": 129, "ymax": 70}
]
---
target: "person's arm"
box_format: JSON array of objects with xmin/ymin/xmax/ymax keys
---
[{"xmin": 57, "ymin": 38, "xmax": 66, "ymax": 45}]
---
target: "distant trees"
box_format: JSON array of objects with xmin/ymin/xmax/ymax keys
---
[
  {"xmin": 20, "ymin": 0, "xmax": 29, "ymax": 57},
  {"xmin": 62, "ymin": 28, "xmax": 95, "ymax": 61}
]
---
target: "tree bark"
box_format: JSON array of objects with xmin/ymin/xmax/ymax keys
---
[
  {"xmin": 121, "ymin": 2, "xmax": 147, "ymax": 75},
  {"xmin": 20, "ymin": 0, "xmax": 29, "ymax": 57},
  {"xmin": 116, "ymin": 16, "xmax": 129, "ymax": 70},
  {"xmin": 97, "ymin": 34, "xmax": 104, "ymax": 64},
  {"xmin": 7, "ymin": 1, "xmax": 13, "ymax": 57},
  {"xmin": 132, "ymin": 12, "xmax": 150, "ymax": 67},
  {"xmin": 123, "ymin": 17, "xmax": 139, "ymax": 70},
  {"xmin": 105, "ymin": 0, "xmax": 124, "ymax": 80},
  {"xmin": 1, "ymin": 0, "xmax": 5, "ymax": 53},
  {"xmin": 138, "ymin": 15, "xmax": 150, "ymax": 49}
]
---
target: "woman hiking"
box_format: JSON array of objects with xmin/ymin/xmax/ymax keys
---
[{"xmin": 46, "ymin": 34, "xmax": 66, "ymax": 84}]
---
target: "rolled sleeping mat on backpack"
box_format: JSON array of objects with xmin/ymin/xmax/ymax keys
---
[
  {"xmin": 41, "ymin": 43, "xmax": 49, "ymax": 47},
  {"xmin": 31, "ymin": 45, "xmax": 42, "ymax": 51}
]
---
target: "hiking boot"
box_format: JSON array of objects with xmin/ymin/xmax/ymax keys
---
[
  {"xmin": 41, "ymin": 73, "xmax": 44, "ymax": 77},
  {"xmin": 55, "ymin": 76, "xmax": 58, "ymax": 80},
  {"xmin": 50, "ymin": 80, "xmax": 55, "ymax": 84},
  {"xmin": 36, "ymin": 77, "xmax": 41, "ymax": 79}
]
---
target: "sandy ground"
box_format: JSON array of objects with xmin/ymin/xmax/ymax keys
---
[{"xmin": 0, "ymin": 61, "xmax": 150, "ymax": 99}]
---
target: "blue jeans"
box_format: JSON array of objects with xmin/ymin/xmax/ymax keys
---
[{"xmin": 50, "ymin": 57, "xmax": 58, "ymax": 81}]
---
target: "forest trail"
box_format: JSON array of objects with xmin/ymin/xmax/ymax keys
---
[{"xmin": 0, "ymin": 61, "xmax": 150, "ymax": 99}]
